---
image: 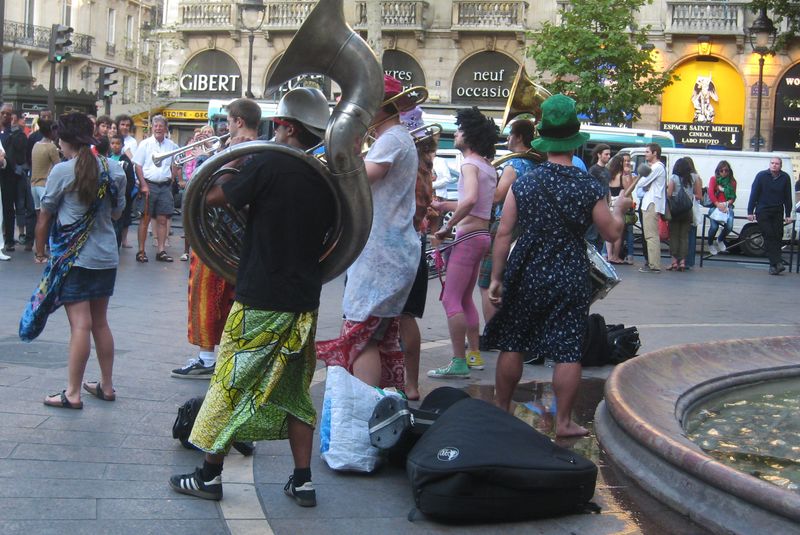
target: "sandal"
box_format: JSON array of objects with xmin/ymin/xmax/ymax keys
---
[
  {"xmin": 179, "ymin": 253, "xmax": 190, "ymax": 261},
  {"xmin": 678, "ymin": 261, "xmax": 686, "ymax": 272},
  {"xmin": 156, "ymin": 251, "xmax": 173, "ymax": 262},
  {"xmin": 43, "ymin": 390, "xmax": 83, "ymax": 410},
  {"xmin": 666, "ymin": 263, "xmax": 678, "ymax": 271},
  {"xmin": 82, "ymin": 381, "xmax": 116, "ymax": 401},
  {"xmin": 136, "ymin": 251, "xmax": 148, "ymax": 263}
]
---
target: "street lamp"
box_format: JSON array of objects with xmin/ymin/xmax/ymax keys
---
[
  {"xmin": 240, "ymin": 0, "xmax": 266, "ymax": 98},
  {"xmin": 748, "ymin": 8, "xmax": 777, "ymax": 152}
]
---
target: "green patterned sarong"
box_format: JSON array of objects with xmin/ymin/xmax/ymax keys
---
[{"xmin": 189, "ymin": 301, "xmax": 318, "ymax": 454}]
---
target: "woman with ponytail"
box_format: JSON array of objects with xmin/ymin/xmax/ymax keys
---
[{"xmin": 21, "ymin": 113, "xmax": 127, "ymax": 409}]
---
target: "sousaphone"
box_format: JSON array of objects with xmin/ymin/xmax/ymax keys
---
[{"xmin": 182, "ymin": 0, "xmax": 383, "ymax": 284}]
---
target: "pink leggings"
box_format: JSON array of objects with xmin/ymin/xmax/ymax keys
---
[{"xmin": 441, "ymin": 233, "xmax": 491, "ymax": 326}]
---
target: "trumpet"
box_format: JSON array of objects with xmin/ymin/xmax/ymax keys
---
[{"xmin": 152, "ymin": 133, "xmax": 230, "ymax": 167}]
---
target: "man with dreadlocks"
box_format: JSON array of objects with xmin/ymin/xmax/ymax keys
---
[{"xmin": 427, "ymin": 107, "xmax": 498, "ymax": 379}]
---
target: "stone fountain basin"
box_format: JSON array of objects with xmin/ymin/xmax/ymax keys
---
[{"xmin": 594, "ymin": 336, "xmax": 800, "ymax": 535}]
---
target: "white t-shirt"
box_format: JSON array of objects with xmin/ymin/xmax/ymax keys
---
[
  {"xmin": 641, "ymin": 160, "xmax": 667, "ymax": 214},
  {"xmin": 132, "ymin": 135, "xmax": 179, "ymax": 183},
  {"xmin": 123, "ymin": 135, "xmax": 138, "ymax": 158},
  {"xmin": 432, "ymin": 155, "xmax": 459, "ymax": 200},
  {"xmin": 41, "ymin": 157, "xmax": 127, "ymax": 269},
  {"xmin": 342, "ymin": 125, "xmax": 421, "ymax": 321}
]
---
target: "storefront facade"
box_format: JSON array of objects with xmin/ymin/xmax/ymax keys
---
[{"xmin": 156, "ymin": 1, "xmax": 800, "ymax": 154}]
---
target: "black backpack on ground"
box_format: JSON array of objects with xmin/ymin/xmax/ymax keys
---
[
  {"xmin": 172, "ymin": 396, "xmax": 254, "ymax": 456},
  {"xmin": 581, "ymin": 313, "xmax": 610, "ymax": 367},
  {"xmin": 173, "ymin": 396, "xmax": 205, "ymax": 449},
  {"xmin": 406, "ymin": 398, "xmax": 598, "ymax": 523},
  {"xmin": 606, "ymin": 324, "xmax": 641, "ymax": 364}
]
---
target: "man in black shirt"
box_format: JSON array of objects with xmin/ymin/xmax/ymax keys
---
[
  {"xmin": 585, "ymin": 143, "xmax": 612, "ymax": 251},
  {"xmin": 747, "ymin": 157, "xmax": 793, "ymax": 274},
  {"xmin": 169, "ymin": 88, "xmax": 333, "ymax": 508}
]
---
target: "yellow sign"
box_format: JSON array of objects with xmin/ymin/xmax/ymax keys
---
[
  {"xmin": 661, "ymin": 58, "xmax": 745, "ymax": 125},
  {"xmin": 163, "ymin": 109, "xmax": 208, "ymax": 121}
]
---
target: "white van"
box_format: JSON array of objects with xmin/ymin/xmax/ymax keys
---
[{"xmin": 622, "ymin": 147, "xmax": 796, "ymax": 256}]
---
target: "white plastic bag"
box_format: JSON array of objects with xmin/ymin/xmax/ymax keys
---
[
  {"xmin": 319, "ymin": 366, "xmax": 400, "ymax": 472},
  {"xmin": 709, "ymin": 206, "xmax": 729, "ymax": 223}
]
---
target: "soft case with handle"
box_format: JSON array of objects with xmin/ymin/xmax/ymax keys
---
[{"xmin": 406, "ymin": 398, "xmax": 597, "ymax": 523}]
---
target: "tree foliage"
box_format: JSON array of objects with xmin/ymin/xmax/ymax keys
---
[
  {"xmin": 527, "ymin": 0, "xmax": 676, "ymax": 126},
  {"xmin": 751, "ymin": 0, "xmax": 800, "ymax": 50}
]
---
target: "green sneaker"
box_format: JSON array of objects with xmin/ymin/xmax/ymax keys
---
[
  {"xmin": 466, "ymin": 351, "xmax": 485, "ymax": 370},
  {"xmin": 427, "ymin": 358, "xmax": 470, "ymax": 379}
]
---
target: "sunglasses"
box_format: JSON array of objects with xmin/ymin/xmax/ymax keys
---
[{"xmin": 272, "ymin": 118, "xmax": 292, "ymax": 128}]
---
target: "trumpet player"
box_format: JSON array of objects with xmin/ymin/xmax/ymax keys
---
[
  {"xmin": 131, "ymin": 115, "xmax": 179, "ymax": 263},
  {"xmin": 170, "ymin": 88, "xmax": 333, "ymax": 507},
  {"xmin": 171, "ymin": 99, "xmax": 260, "ymax": 379}
]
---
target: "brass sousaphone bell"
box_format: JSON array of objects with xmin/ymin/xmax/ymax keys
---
[
  {"xmin": 492, "ymin": 65, "xmax": 552, "ymax": 167},
  {"xmin": 181, "ymin": 0, "xmax": 384, "ymax": 284}
]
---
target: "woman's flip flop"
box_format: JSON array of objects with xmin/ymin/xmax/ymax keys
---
[{"xmin": 43, "ymin": 390, "xmax": 83, "ymax": 409}]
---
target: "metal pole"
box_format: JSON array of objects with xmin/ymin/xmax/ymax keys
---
[
  {"xmin": 0, "ymin": 0, "xmax": 5, "ymax": 104},
  {"xmin": 755, "ymin": 55, "xmax": 765, "ymax": 152},
  {"xmin": 246, "ymin": 31, "xmax": 255, "ymax": 98},
  {"xmin": 47, "ymin": 62, "xmax": 56, "ymax": 112}
]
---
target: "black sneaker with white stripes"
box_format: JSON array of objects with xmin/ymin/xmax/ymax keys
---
[
  {"xmin": 169, "ymin": 468, "xmax": 222, "ymax": 500},
  {"xmin": 171, "ymin": 357, "xmax": 215, "ymax": 379},
  {"xmin": 284, "ymin": 475, "xmax": 316, "ymax": 507}
]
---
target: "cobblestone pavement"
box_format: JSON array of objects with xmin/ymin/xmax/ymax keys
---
[{"xmin": 0, "ymin": 233, "xmax": 797, "ymax": 534}]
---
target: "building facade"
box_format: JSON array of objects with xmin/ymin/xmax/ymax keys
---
[
  {"xmin": 149, "ymin": 0, "xmax": 800, "ymax": 153},
  {"xmin": 1, "ymin": 0, "xmax": 158, "ymax": 118}
]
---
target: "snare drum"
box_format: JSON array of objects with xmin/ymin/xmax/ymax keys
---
[{"xmin": 586, "ymin": 241, "xmax": 620, "ymax": 304}]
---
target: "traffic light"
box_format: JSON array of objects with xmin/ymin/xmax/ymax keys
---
[
  {"xmin": 48, "ymin": 24, "xmax": 73, "ymax": 63},
  {"xmin": 98, "ymin": 67, "xmax": 119, "ymax": 101}
]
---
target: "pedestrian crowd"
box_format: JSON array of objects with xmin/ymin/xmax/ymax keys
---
[{"xmin": 6, "ymin": 82, "xmax": 797, "ymax": 508}]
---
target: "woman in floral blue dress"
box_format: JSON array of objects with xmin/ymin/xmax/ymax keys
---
[{"xmin": 484, "ymin": 95, "xmax": 630, "ymax": 437}]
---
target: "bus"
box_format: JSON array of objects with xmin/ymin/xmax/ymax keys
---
[{"xmin": 422, "ymin": 109, "xmax": 675, "ymax": 165}]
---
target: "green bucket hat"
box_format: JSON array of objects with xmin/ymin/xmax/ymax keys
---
[{"xmin": 531, "ymin": 94, "xmax": 590, "ymax": 153}]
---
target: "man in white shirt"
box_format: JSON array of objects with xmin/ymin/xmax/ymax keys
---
[
  {"xmin": 131, "ymin": 115, "xmax": 179, "ymax": 262},
  {"xmin": 637, "ymin": 142, "xmax": 666, "ymax": 273},
  {"xmin": 115, "ymin": 114, "xmax": 138, "ymax": 160}
]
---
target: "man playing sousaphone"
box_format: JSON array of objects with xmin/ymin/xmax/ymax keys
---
[{"xmin": 169, "ymin": 88, "xmax": 334, "ymax": 507}]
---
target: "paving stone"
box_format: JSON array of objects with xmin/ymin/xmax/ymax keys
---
[
  {"xmin": 0, "ymin": 441, "xmax": 16, "ymax": 458},
  {"xmin": 0, "ymin": 519, "xmax": 229, "ymax": 535},
  {"xmin": 268, "ymin": 516, "xmax": 572, "ymax": 534},
  {"xmin": 0, "ymin": 497, "xmax": 96, "ymax": 520},
  {"xmin": 0, "ymin": 458, "xmax": 107, "ymax": 480},
  {"xmin": 97, "ymin": 497, "xmax": 220, "ymax": 519},
  {"xmin": 219, "ymin": 483, "xmax": 264, "ymax": 520},
  {"xmin": 104, "ymin": 462, "xmax": 200, "ymax": 482},
  {"xmin": 0, "ymin": 427, "xmax": 126, "ymax": 448},
  {"xmin": 0, "ymin": 478, "xmax": 179, "ymax": 499},
  {"xmin": 0, "ymin": 411, "xmax": 52, "ymax": 429},
  {"xmin": 10, "ymin": 442, "xmax": 188, "ymax": 466}
]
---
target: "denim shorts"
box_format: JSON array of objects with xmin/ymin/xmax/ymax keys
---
[{"xmin": 59, "ymin": 267, "xmax": 117, "ymax": 303}]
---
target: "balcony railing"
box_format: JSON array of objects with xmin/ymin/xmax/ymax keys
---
[
  {"xmin": 665, "ymin": 0, "xmax": 748, "ymax": 35},
  {"xmin": 180, "ymin": 0, "xmax": 237, "ymax": 30},
  {"xmin": 264, "ymin": 1, "xmax": 315, "ymax": 30},
  {"xmin": 451, "ymin": 1, "xmax": 528, "ymax": 31},
  {"xmin": 3, "ymin": 20, "xmax": 92, "ymax": 55},
  {"xmin": 354, "ymin": 1, "xmax": 428, "ymax": 31}
]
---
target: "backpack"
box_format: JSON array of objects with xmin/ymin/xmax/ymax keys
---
[
  {"xmin": 668, "ymin": 175, "xmax": 694, "ymax": 217},
  {"xmin": 581, "ymin": 313, "xmax": 610, "ymax": 367},
  {"xmin": 606, "ymin": 325, "xmax": 641, "ymax": 364},
  {"xmin": 172, "ymin": 396, "xmax": 205, "ymax": 449}
]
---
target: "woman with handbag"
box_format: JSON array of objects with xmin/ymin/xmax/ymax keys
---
[
  {"xmin": 605, "ymin": 154, "xmax": 632, "ymax": 264},
  {"xmin": 23, "ymin": 113, "xmax": 127, "ymax": 408},
  {"xmin": 707, "ymin": 160, "xmax": 736, "ymax": 255},
  {"xmin": 666, "ymin": 158, "xmax": 702, "ymax": 271}
]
